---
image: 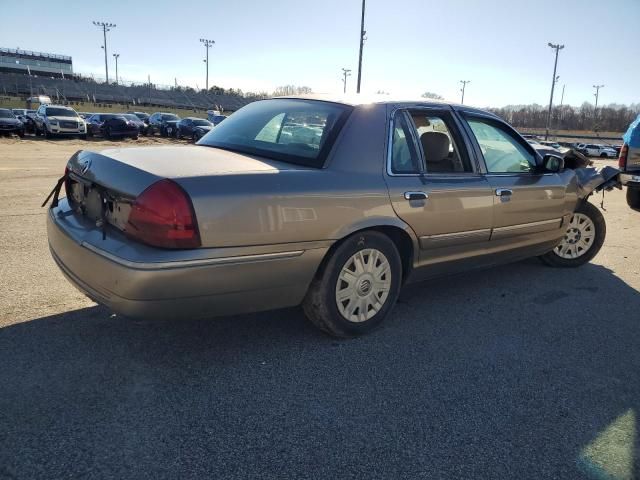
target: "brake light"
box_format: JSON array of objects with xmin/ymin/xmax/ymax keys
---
[
  {"xmin": 619, "ymin": 144, "xmax": 628, "ymax": 169},
  {"xmin": 126, "ymin": 179, "xmax": 200, "ymax": 249}
]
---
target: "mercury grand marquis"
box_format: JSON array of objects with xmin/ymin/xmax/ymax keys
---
[{"xmin": 46, "ymin": 95, "xmax": 610, "ymax": 337}]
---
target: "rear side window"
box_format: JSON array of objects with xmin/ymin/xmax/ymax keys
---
[
  {"xmin": 409, "ymin": 112, "xmax": 471, "ymax": 173},
  {"xmin": 199, "ymin": 99, "xmax": 352, "ymax": 167},
  {"xmin": 466, "ymin": 118, "xmax": 536, "ymax": 173},
  {"xmin": 389, "ymin": 111, "xmax": 421, "ymax": 174}
]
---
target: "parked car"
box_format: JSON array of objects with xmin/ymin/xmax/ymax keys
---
[
  {"xmin": 619, "ymin": 115, "xmax": 640, "ymax": 209},
  {"xmin": 0, "ymin": 108, "xmax": 25, "ymax": 137},
  {"xmin": 206, "ymin": 111, "xmax": 227, "ymax": 126},
  {"xmin": 46, "ymin": 96, "xmax": 614, "ymax": 337},
  {"xmin": 128, "ymin": 111, "xmax": 150, "ymax": 124},
  {"xmin": 540, "ymin": 141, "xmax": 562, "ymax": 149},
  {"xmin": 578, "ymin": 143, "xmax": 617, "ymax": 158},
  {"xmin": 176, "ymin": 117, "xmax": 213, "ymax": 141},
  {"xmin": 34, "ymin": 105, "xmax": 87, "ymax": 139},
  {"xmin": 86, "ymin": 114, "xmax": 139, "ymax": 139},
  {"xmin": 147, "ymin": 112, "xmax": 180, "ymax": 136},
  {"xmin": 122, "ymin": 114, "xmax": 148, "ymax": 135},
  {"xmin": 12, "ymin": 108, "xmax": 36, "ymax": 134}
]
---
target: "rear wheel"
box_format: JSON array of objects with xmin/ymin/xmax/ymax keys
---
[
  {"xmin": 627, "ymin": 188, "xmax": 640, "ymax": 210},
  {"xmin": 540, "ymin": 201, "xmax": 605, "ymax": 268},
  {"xmin": 600, "ymin": 152, "xmax": 608, "ymax": 158},
  {"xmin": 105, "ymin": 127, "xmax": 112, "ymax": 140},
  {"xmin": 303, "ymin": 231, "xmax": 402, "ymax": 337}
]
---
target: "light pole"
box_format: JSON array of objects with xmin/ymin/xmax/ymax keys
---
[
  {"xmin": 545, "ymin": 42, "xmax": 564, "ymax": 140},
  {"xmin": 356, "ymin": 0, "xmax": 366, "ymax": 93},
  {"xmin": 593, "ymin": 84, "xmax": 604, "ymax": 130},
  {"xmin": 341, "ymin": 68, "xmax": 352, "ymax": 94},
  {"xmin": 200, "ymin": 38, "xmax": 215, "ymax": 91},
  {"xmin": 459, "ymin": 80, "xmax": 470, "ymax": 104},
  {"xmin": 93, "ymin": 21, "xmax": 116, "ymax": 84},
  {"xmin": 112, "ymin": 53, "xmax": 120, "ymax": 85}
]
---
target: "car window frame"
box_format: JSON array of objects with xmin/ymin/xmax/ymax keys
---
[{"xmin": 460, "ymin": 111, "xmax": 542, "ymax": 176}]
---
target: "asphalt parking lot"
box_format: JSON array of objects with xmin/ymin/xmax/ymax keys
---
[{"xmin": 1, "ymin": 136, "xmax": 639, "ymax": 479}]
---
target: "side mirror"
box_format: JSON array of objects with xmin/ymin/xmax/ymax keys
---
[{"xmin": 542, "ymin": 154, "xmax": 564, "ymax": 173}]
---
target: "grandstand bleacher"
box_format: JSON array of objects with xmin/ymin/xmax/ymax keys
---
[{"xmin": 0, "ymin": 72, "xmax": 253, "ymax": 112}]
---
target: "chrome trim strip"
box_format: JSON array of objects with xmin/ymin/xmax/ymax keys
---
[
  {"xmin": 80, "ymin": 242, "xmax": 305, "ymax": 271},
  {"xmin": 493, "ymin": 218, "xmax": 562, "ymax": 232},
  {"xmin": 419, "ymin": 228, "xmax": 491, "ymax": 248}
]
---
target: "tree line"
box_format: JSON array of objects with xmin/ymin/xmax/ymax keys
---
[{"xmin": 488, "ymin": 103, "xmax": 640, "ymax": 133}]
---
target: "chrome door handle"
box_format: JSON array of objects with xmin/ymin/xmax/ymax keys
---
[
  {"xmin": 404, "ymin": 191, "xmax": 428, "ymax": 201},
  {"xmin": 495, "ymin": 188, "xmax": 513, "ymax": 197}
]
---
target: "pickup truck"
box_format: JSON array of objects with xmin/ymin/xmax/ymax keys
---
[{"xmin": 619, "ymin": 115, "xmax": 640, "ymax": 209}]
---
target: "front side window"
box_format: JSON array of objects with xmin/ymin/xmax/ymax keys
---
[
  {"xmin": 466, "ymin": 118, "xmax": 536, "ymax": 173},
  {"xmin": 390, "ymin": 111, "xmax": 421, "ymax": 174},
  {"xmin": 199, "ymin": 99, "xmax": 352, "ymax": 167}
]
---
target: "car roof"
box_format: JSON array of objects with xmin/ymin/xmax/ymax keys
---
[{"xmin": 275, "ymin": 93, "xmax": 500, "ymax": 118}]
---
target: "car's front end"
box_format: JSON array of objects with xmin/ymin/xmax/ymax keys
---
[
  {"xmin": 192, "ymin": 125, "xmax": 212, "ymax": 141},
  {"xmin": 0, "ymin": 116, "xmax": 25, "ymax": 136},
  {"xmin": 46, "ymin": 116, "xmax": 87, "ymax": 136}
]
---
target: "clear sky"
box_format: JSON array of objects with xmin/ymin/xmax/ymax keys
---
[{"xmin": 1, "ymin": 0, "xmax": 638, "ymax": 107}]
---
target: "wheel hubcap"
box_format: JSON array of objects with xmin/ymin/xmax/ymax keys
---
[
  {"xmin": 554, "ymin": 213, "xmax": 595, "ymax": 259},
  {"xmin": 335, "ymin": 248, "xmax": 391, "ymax": 323}
]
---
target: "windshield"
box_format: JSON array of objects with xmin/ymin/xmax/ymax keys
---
[
  {"xmin": 46, "ymin": 108, "xmax": 78, "ymax": 118},
  {"xmin": 198, "ymin": 99, "xmax": 352, "ymax": 167},
  {"xmin": 192, "ymin": 119, "xmax": 212, "ymax": 127},
  {"xmin": 0, "ymin": 110, "xmax": 16, "ymax": 118},
  {"xmin": 134, "ymin": 113, "xmax": 148, "ymax": 119},
  {"xmin": 161, "ymin": 114, "xmax": 179, "ymax": 121}
]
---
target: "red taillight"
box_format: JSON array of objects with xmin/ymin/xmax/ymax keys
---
[
  {"xmin": 619, "ymin": 144, "xmax": 628, "ymax": 169},
  {"xmin": 126, "ymin": 179, "xmax": 200, "ymax": 249}
]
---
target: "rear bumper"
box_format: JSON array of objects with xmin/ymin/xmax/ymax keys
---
[
  {"xmin": 47, "ymin": 201, "xmax": 329, "ymax": 319},
  {"xmin": 620, "ymin": 172, "xmax": 640, "ymax": 187}
]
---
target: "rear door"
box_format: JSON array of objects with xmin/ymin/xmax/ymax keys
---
[
  {"xmin": 460, "ymin": 112, "xmax": 567, "ymax": 247},
  {"xmin": 383, "ymin": 106, "xmax": 494, "ymax": 270}
]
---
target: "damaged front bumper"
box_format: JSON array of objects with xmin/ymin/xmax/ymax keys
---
[{"xmin": 574, "ymin": 165, "xmax": 622, "ymax": 199}]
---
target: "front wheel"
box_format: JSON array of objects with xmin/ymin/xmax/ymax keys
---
[
  {"xmin": 303, "ymin": 231, "xmax": 402, "ymax": 337},
  {"xmin": 539, "ymin": 201, "xmax": 605, "ymax": 268}
]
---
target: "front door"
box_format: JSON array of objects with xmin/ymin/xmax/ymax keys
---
[
  {"xmin": 462, "ymin": 114, "xmax": 567, "ymax": 247},
  {"xmin": 383, "ymin": 107, "xmax": 494, "ymax": 271}
]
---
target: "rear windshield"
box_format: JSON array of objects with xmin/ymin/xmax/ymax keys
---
[
  {"xmin": 161, "ymin": 114, "xmax": 179, "ymax": 121},
  {"xmin": 198, "ymin": 99, "xmax": 352, "ymax": 167},
  {"xmin": 46, "ymin": 108, "xmax": 77, "ymax": 117}
]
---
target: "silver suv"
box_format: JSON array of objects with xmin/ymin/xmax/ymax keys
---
[{"xmin": 34, "ymin": 105, "xmax": 87, "ymax": 139}]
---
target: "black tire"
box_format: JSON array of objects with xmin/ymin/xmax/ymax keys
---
[
  {"xmin": 132, "ymin": 134, "xmax": 139, "ymax": 140},
  {"xmin": 600, "ymin": 153, "xmax": 607, "ymax": 158},
  {"xmin": 17, "ymin": 130, "xmax": 25, "ymax": 138},
  {"xmin": 627, "ymin": 188, "xmax": 640, "ymax": 210},
  {"xmin": 539, "ymin": 200, "xmax": 605, "ymax": 268},
  {"xmin": 80, "ymin": 134, "xmax": 87, "ymax": 140},
  {"xmin": 35, "ymin": 127, "xmax": 41, "ymax": 137},
  {"xmin": 192, "ymin": 132, "xmax": 199, "ymax": 143},
  {"xmin": 105, "ymin": 127, "xmax": 112, "ymax": 140},
  {"xmin": 160, "ymin": 127, "xmax": 167, "ymax": 137},
  {"xmin": 302, "ymin": 231, "xmax": 402, "ymax": 338},
  {"xmin": 43, "ymin": 128, "xmax": 51, "ymax": 139}
]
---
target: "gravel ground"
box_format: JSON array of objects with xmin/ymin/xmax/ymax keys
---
[{"xmin": 1, "ymin": 136, "xmax": 639, "ymax": 479}]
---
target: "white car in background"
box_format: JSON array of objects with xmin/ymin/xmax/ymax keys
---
[
  {"xmin": 34, "ymin": 105, "xmax": 87, "ymax": 139},
  {"xmin": 577, "ymin": 143, "xmax": 617, "ymax": 158}
]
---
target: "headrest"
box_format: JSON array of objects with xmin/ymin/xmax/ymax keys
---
[{"xmin": 420, "ymin": 131, "xmax": 450, "ymax": 163}]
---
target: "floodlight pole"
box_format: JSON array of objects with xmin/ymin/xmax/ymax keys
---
[
  {"xmin": 341, "ymin": 68, "xmax": 352, "ymax": 93},
  {"xmin": 356, "ymin": 0, "xmax": 366, "ymax": 93},
  {"xmin": 593, "ymin": 84, "xmax": 604, "ymax": 130},
  {"xmin": 545, "ymin": 42, "xmax": 564, "ymax": 140},
  {"xmin": 459, "ymin": 80, "xmax": 470, "ymax": 104},
  {"xmin": 112, "ymin": 53, "xmax": 120, "ymax": 85},
  {"xmin": 93, "ymin": 21, "xmax": 116, "ymax": 84},
  {"xmin": 200, "ymin": 38, "xmax": 215, "ymax": 91}
]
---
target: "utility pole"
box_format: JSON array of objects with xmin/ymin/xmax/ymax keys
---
[
  {"xmin": 341, "ymin": 68, "xmax": 352, "ymax": 94},
  {"xmin": 93, "ymin": 21, "xmax": 116, "ymax": 84},
  {"xmin": 593, "ymin": 84, "xmax": 604, "ymax": 131},
  {"xmin": 112, "ymin": 53, "xmax": 120, "ymax": 85},
  {"xmin": 356, "ymin": 0, "xmax": 366, "ymax": 93},
  {"xmin": 459, "ymin": 80, "xmax": 470, "ymax": 104},
  {"xmin": 200, "ymin": 38, "xmax": 215, "ymax": 91},
  {"xmin": 559, "ymin": 84, "xmax": 565, "ymax": 107},
  {"xmin": 545, "ymin": 42, "xmax": 564, "ymax": 140}
]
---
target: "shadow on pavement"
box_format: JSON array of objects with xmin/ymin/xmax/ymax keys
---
[{"xmin": 1, "ymin": 260, "xmax": 638, "ymax": 479}]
